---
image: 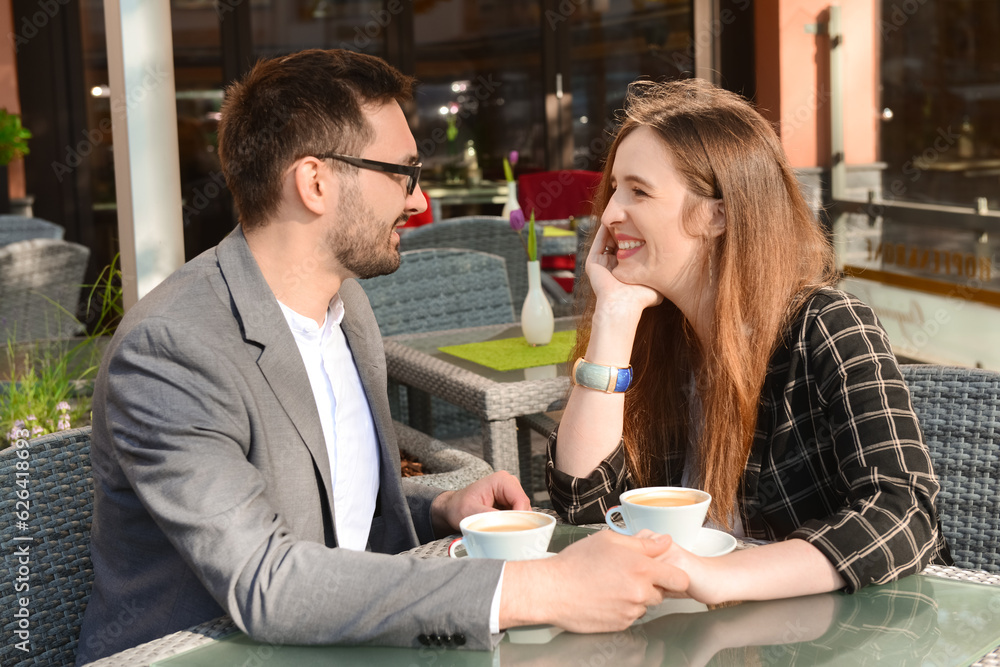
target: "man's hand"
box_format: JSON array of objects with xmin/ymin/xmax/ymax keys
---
[
  {"xmin": 429, "ymin": 471, "xmax": 531, "ymax": 537},
  {"xmin": 500, "ymin": 529, "xmax": 690, "ymax": 633}
]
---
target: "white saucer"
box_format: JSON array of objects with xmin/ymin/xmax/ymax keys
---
[{"xmin": 688, "ymin": 527, "xmax": 737, "ymax": 557}]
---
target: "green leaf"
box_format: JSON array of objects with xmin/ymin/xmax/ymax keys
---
[
  {"xmin": 502, "ymin": 157, "xmax": 513, "ymax": 183},
  {"xmin": 527, "ymin": 210, "xmax": 537, "ymax": 262},
  {"xmin": 0, "ymin": 109, "xmax": 31, "ymax": 166},
  {"xmin": 2, "ymin": 256, "xmax": 122, "ymax": 448}
]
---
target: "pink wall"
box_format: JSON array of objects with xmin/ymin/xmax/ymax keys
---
[
  {"xmin": 0, "ymin": 0, "xmax": 25, "ymax": 199},
  {"xmin": 756, "ymin": 0, "xmax": 879, "ymax": 168},
  {"xmin": 755, "ymin": 1, "xmax": 781, "ymax": 128}
]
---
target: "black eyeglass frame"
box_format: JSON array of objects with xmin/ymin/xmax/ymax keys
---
[{"xmin": 317, "ymin": 153, "xmax": 422, "ymax": 195}]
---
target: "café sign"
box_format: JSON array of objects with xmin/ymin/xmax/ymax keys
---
[{"xmin": 838, "ymin": 216, "xmax": 1000, "ymax": 370}]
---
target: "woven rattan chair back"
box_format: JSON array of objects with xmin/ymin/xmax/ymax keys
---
[
  {"xmin": 0, "ymin": 427, "xmax": 94, "ymax": 665},
  {"xmin": 360, "ymin": 248, "xmax": 516, "ymax": 439},
  {"xmin": 360, "ymin": 247, "xmax": 515, "ymax": 336},
  {"xmin": 901, "ymin": 364, "xmax": 1000, "ymax": 572},
  {"xmin": 400, "ymin": 216, "xmax": 531, "ymax": 308},
  {"xmin": 0, "ymin": 215, "xmax": 65, "ymax": 245},
  {"xmin": 0, "ymin": 238, "xmax": 90, "ymax": 342}
]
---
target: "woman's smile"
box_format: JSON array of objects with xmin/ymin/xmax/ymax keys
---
[{"xmin": 615, "ymin": 234, "xmax": 646, "ymax": 259}]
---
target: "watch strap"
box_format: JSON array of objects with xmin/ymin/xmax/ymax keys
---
[{"xmin": 572, "ymin": 358, "xmax": 633, "ymax": 393}]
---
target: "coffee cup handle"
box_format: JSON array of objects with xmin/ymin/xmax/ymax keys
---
[
  {"xmin": 604, "ymin": 505, "xmax": 631, "ymax": 535},
  {"xmin": 447, "ymin": 537, "xmax": 465, "ymax": 558}
]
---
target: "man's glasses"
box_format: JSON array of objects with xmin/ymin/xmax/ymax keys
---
[{"xmin": 317, "ymin": 153, "xmax": 422, "ymax": 195}]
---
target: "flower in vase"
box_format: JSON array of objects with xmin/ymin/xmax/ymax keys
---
[
  {"xmin": 509, "ymin": 208, "xmax": 526, "ymax": 231},
  {"xmin": 508, "ymin": 209, "xmax": 538, "ymax": 262},
  {"xmin": 502, "ymin": 155, "xmax": 517, "ymax": 184}
]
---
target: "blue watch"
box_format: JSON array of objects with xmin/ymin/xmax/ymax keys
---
[{"xmin": 572, "ymin": 358, "xmax": 633, "ymax": 393}]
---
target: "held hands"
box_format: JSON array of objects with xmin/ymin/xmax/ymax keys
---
[
  {"xmin": 501, "ymin": 529, "xmax": 690, "ymax": 633},
  {"xmin": 430, "ymin": 471, "xmax": 531, "ymax": 537},
  {"xmin": 586, "ymin": 225, "xmax": 662, "ymax": 315}
]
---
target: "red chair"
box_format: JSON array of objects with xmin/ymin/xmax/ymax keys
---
[
  {"xmin": 517, "ymin": 170, "xmax": 601, "ymax": 289},
  {"xmin": 399, "ymin": 191, "xmax": 434, "ymax": 228},
  {"xmin": 517, "ymin": 170, "xmax": 601, "ymax": 220}
]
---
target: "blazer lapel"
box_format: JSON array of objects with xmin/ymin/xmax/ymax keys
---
[{"xmin": 215, "ymin": 229, "xmax": 335, "ymax": 516}]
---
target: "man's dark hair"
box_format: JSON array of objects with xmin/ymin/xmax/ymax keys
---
[{"xmin": 218, "ymin": 49, "xmax": 415, "ymax": 230}]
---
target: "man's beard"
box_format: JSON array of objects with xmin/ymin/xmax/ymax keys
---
[{"xmin": 330, "ymin": 178, "xmax": 403, "ymax": 279}]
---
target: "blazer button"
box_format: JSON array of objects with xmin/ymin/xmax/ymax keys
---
[
  {"xmin": 441, "ymin": 634, "xmax": 453, "ymax": 645},
  {"xmin": 453, "ymin": 633, "xmax": 466, "ymax": 646},
  {"xmin": 431, "ymin": 633, "xmax": 443, "ymax": 645},
  {"xmin": 418, "ymin": 633, "xmax": 431, "ymax": 646}
]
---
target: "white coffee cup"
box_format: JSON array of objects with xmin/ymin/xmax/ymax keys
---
[
  {"xmin": 448, "ymin": 510, "xmax": 556, "ymax": 561},
  {"xmin": 604, "ymin": 486, "xmax": 711, "ymax": 550}
]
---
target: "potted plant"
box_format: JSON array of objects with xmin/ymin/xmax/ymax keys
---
[
  {"xmin": 394, "ymin": 421, "xmax": 494, "ymax": 491},
  {"xmin": 0, "ymin": 108, "xmax": 32, "ymax": 215},
  {"xmin": 2, "ymin": 258, "xmax": 122, "ymax": 448}
]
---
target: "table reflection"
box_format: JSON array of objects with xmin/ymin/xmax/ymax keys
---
[{"xmin": 498, "ymin": 574, "xmax": 938, "ymax": 667}]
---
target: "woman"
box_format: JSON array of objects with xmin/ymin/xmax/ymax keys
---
[{"xmin": 547, "ymin": 78, "xmax": 951, "ymax": 604}]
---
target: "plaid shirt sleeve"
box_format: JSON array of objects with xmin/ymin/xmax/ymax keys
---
[
  {"xmin": 780, "ymin": 290, "xmax": 945, "ymax": 591},
  {"xmin": 545, "ymin": 431, "xmax": 634, "ymax": 524}
]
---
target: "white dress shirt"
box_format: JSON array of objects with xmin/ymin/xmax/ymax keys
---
[
  {"xmin": 280, "ymin": 296, "xmax": 504, "ymax": 633},
  {"xmin": 279, "ymin": 296, "xmax": 380, "ymax": 551}
]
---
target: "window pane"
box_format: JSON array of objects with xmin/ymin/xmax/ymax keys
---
[
  {"xmin": 412, "ymin": 0, "xmax": 544, "ymax": 183},
  {"xmin": 252, "ymin": 0, "xmax": 387, "ymax": 59},
  {"xmin": 880, "ymin": 0, "xmax": 1000, "ymax": 209},
  {"xmin": 570, "ymin": 0, "xmax": 693, "ymax": 170},
  {"xmin": 172, "ymin": 2, "xmax": 234, "ymax": 260},
  {"xmin": 79, "ymin": 1, "xmax": 236, "ymax": 264}
]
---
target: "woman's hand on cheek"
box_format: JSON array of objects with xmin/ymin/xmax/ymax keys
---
[{"xmin": 587, "ymin": 226, "xmax": 663, "ymax": 314}]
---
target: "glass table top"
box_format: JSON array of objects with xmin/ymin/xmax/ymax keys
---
[{"xmin": 155, "ymin": 526, "xmax": 1000, "ymax": 667}]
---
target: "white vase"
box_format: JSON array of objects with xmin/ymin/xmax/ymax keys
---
[
  {"xmin": 521, "ymin": 260, "xmax": 554, "ymax": 346},
  {"xmin": 501, "ymin": 182, "xmax": 519, "ymax": 219}
]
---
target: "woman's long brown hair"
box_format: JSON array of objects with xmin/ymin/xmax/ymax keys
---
[{"xmin": 573, "ymin": 79, "xmax": 836, "ymax": 527}]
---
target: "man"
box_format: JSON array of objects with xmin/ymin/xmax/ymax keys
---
[{"xmin": 77, "ymin": 49, "xmax": 687, "ymax": 664}]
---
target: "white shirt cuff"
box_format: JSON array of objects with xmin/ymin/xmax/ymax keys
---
[{"xmin": 489, "ymin": 562, "xmax": 506, "ymax": 635}]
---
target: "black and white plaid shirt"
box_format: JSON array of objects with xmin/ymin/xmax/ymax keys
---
[{"xmin": 547, "ymin": 287, "xmax": 952, "ymax": 591}]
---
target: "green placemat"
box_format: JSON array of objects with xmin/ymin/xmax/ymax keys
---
[{"xmin": 439, "ymin": 330, "xmax": 576, "ymax": 371}]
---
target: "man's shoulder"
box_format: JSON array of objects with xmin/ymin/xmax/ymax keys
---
[{"xmin": 115, "ymin": 247, "xmax": 239, "ymax": 346}]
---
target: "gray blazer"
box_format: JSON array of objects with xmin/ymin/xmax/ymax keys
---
[{"xmin": 76, "ymin": 229, "xmax": 504, "ymax": 664}]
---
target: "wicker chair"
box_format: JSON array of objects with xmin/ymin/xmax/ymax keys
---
[
  {"xmin": 400, "ymin": 216, "xmax": 572, "ymax": 317},
  {"xmin": 361, "ymin": 247, "xmax": 515, "ymax": 337},
  {"xmin": 901, "ymin": 364, "xmax": 1000, "ymax": 572},
  {"xmin": 0, "ymin": 238, "xmax": 90, "ymax": 342},
  {"xmin": 360, "ymin": 248, "xmax": 516, "ymax": 440},
  {"xmin": 0, "ymin": 215, "xmax": 65, "ymax": 245},
  {"xmin": 0, "ymin": 427, "xmax": 94, "ymax": 665}
]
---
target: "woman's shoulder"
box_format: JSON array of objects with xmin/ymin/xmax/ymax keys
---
[{"xmin": 793, "ymin": 285, "xmax": 878, "ymax": 326}]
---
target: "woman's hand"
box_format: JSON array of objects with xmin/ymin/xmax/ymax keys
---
[
  {"xmin": 587, "ymin": 225, "xmax": 662, "ymax": 315},
  {"xmin": 657, "ymin": 538, "xmax": 847, "ymax": 605},
  {"xmin": 500, "ymin": 529, "xmax": 690, "ymax": 633},
  {"xmin": 655, "ymin": 543, "xmax": 723, "ymax": 604}
]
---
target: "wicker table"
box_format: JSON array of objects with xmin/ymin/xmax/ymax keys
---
[
  {"xmin": 84, "ymin": 527, "xmax": 1000, "ymax": 666},
  {"xmin": 383, "ymin": 319, "xmax": 575, "ymax": 487}
]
